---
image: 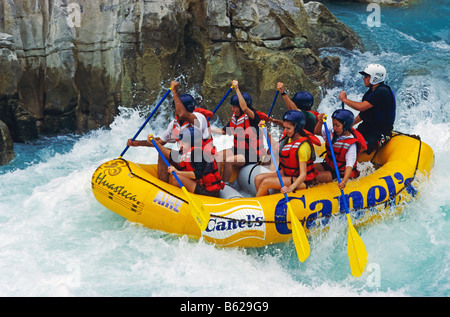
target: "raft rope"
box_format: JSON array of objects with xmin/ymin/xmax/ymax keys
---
[{"xmin": 118, "ymin": 131, "xmax": 423, "ymax": 226}]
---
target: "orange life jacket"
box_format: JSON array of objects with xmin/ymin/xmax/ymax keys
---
[
  {"xmin": 279, "ymin": 134, "xmax": 318, "ymax": 180},
  {"xmin": 324, "ymin": 128, "xmax": 366, "ymax": 178},
  {"xmin": 179, "ymin": 146, "xmax": 224, "ymax": 192}
]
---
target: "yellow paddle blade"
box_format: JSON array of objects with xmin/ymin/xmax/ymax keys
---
[
  {"xmin": 181, "ymin": 186, "xmax": 210, "ymax": 231},
  {"xmin": 346, "ymin": 214, "xmax": 368, "ymax": 277},
  {"xmin": 287, "ymin": 202, "xmax": 310, "ymax": 262}
]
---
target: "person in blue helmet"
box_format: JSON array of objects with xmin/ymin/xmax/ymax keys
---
[
  {"xmin": 254, "ymin": 110, "xmax": 321, "ymax": 197},
  {"xmin": 314, "ymin": 109, "xmax": 367, "ymax": 189},
  {"xmin": 276, "ymin": 82, "xmax": 319, "ymax": 134},
  {"xmin": 151, "ymin": 126, "xmax": 224, "ymax": 197},
  {"xmin": 127, "ymin": 80, "xmax": 214, "ymax": 183},
  {"xmin": 211, "ymin": 80, "xmax": 264, "ymax": 183},
  {"xmin": 339, "ymin": 63, "xmax": 396, "ymax": 154}
]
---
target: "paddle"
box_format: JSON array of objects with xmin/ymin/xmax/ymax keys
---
[
  {"xmin": 267, "ymin": 91, "xmax": 280, "ymax": 117},
  {"xmin": 212, "ymin": 86, "xmax": 234, "ymax": 115},
  {"xmin": 148, "ymin": 136, "xmax": 210, "ymax": 231},
  {"xmin": 118, "ymin": 87, "xmax": 172, "ymax": 158},
  {"xmin": 322, "ymin": 117, "xmax": 368, "ymax": 277},
  {"xmin": 261, "ymin": 122, "xmax": 310, "ymax": 262}
]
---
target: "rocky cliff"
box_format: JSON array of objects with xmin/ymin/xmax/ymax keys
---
[{"xmin": 0, "ymin": 0, "xmax": 363, "ymax": 147}]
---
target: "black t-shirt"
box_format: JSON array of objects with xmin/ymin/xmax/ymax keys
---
[{"xmin": 358, "ymin": 83, "xmax": 396, "ymax": 137}]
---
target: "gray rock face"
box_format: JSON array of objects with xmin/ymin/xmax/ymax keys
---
[
  {"xmin": 0, "ymin": 0, "xmax": 363, "ymax": 139},
  {"xmin": 0, "ymin": 120, "xmax": 14, "ymax": 165}
]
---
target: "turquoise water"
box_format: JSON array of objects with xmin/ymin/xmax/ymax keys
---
[{"xmin": 0, "ymin": 2, "xmax": 449, "ymax": 297}]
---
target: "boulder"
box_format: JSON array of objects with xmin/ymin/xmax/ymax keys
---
[{"xmin": 0, "ymin": 120, "xmax": 14, "ymax": 166}]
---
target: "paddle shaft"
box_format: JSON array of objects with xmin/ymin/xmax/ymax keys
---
[
  {"xmin": 148, "ymin": 137, "xmax": 183, "ymax": 187},
  {"xmin": 267, "ymin": 91, "xmax": 280, "ymax": 117},
  {"xmin": 119, "ymin": 88, "xmax": 172, "ymax": 158},
  {"xmin": 212, "ymin": 87, "xmax": 233, "ymax": 115},
  {"xmin": 149, "ymin": 136, "xmax": 210, "ymax": 231},
  {"xmin": 322, "ymin": 120, "xmax": 350, "ymax": 213}
]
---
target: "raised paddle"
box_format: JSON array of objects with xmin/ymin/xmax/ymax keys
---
[
  {"xmin": 212, "ymin": 86, "xmax": 234, "ymax": 115},
  {"xmin": 261, "ymin": 122, "xmax": 310, "ymax": 262},
  {"xmin": 118, "ymin": 87, "xmax": 172, "ymax": 158},
  {"xmin": 322, "ymin": 117, "xmax": 368, "ymax": 277},
  {"xmin": 267, "ymin": 91, "xmax": 280, "ymax": 117},
  {"xmin": 149, "ymin": 136, "xmax": 210, "ymax": 231}
]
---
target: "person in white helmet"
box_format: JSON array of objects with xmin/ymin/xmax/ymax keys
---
[{"xmin": 338, "ymin": 63, "xmax": 396, "ymax": 154}]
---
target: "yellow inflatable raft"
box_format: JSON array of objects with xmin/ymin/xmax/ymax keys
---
[{"xmin": 91, "ymin": 132, "xmax": 434, "ymax": 248}]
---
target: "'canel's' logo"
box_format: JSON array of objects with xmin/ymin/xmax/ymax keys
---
[{"xmin": 203, "ymin": 200, "xmax": 266, "ymax": 245}]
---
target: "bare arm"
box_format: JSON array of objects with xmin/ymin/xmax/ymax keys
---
[
  {"xmin": 277, "ymin": 82, "xmax": 298, "ymax": 111},
  {"xmin": 339, "ymin": 91, "xmax": 373, "ymax": 112},
  {"xmin": 127, "ymin": 136, "xmax": 166, "ymax": 147},
  {"xmin": 171, "ymin": 81, "xmax": 198, "ymax": 124},
  {"xmin": 314, "ymin": 113, "xmax": 325, "ymax": 135},
  {"xmin": 338, "ymin": 166, "xmax": 353, "ymax": 190},
  {"xmin": 232, "ymin": 80, "xmax": 255, "ymax": 120}
]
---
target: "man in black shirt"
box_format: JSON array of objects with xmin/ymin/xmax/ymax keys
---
[{"xmin": 339, "ymin": 63, "xmax": 396, "ymax": 154}]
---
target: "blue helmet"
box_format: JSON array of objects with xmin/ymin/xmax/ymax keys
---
[
  {"xmin": 332, "ymin": 109, "xmax": 354, "ymax": 131},
  {"xmin": 173, "ymin": 94, "xmax": 196, "ymax": 113},
  {"xmin": 291, "ymin": 91, "xmax": 314, "ymax": 111},
  {"xmin": 283, "ymin": 110, "xmax": 306, "ymax": 133},
  {"xmin": 230, "ymin": 92, "xmax": 252, "ymax": 108}
]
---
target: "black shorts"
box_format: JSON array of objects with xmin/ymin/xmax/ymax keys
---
[{"xmin": 194, "ymin": 184, "xmax": 221, "ymax": 197}]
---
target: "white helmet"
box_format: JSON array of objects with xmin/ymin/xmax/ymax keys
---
[{"xmin": 359, "ymin": 63, "xmax": 386, "ymax": 85}]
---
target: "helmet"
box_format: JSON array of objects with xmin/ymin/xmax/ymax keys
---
[
  {"xmin": 230, "ymin": 92, "xmax": 252, "ymax": 108},
  {"xmin": 291, "ymin": 91, "xmax": 314, "ymax": 111},
  {"xmin": 359, "ymin": 63, "xmax": 386, "ymax": 85},
  {"xmin": 178, "ymin": 126, "xmax": 203, "ymax": 145},
  {"xmin": 173, "ymin": 94, "xmax": 196, "ymax": 113},
  {"xmin": 332, "ymin": 109, "xmax": 354, "ymax": 131},
  {"xmin": 282, "ymin": 110, "xmax": 306, "ymax": 133}
]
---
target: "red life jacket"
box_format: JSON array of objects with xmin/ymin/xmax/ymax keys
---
[
  {"xmin": 309, "ymin": 110, "xmax": 320, "ymax": 122},
  {"xmin": 179, "ymin": 146, "xmax": 225, "ymax": 192},
  {"xmin": 279, "ymin": 135, "xmax": 318, "ymax": 180},
  {"xmin": 324, "ymin": 128, "xmax": 366, "ymax": 178},
  {"xmin": 256, "ymin": 111, "xmax": 269, "ymax": 122},
  {"xmin": 194, "ymin": 107, "xmax": 214, "ymax": 119},
  {"xmin": 172, "ymin": 108, "xmax": 215, "ymax": 154},
  {"xmin": 229, "ymin": 112, "xmax": 263, "ymax": 159}
]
